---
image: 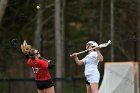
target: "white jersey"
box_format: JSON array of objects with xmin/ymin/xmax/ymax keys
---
[{"xmin": 82, "ymin": 51, "xmax": 100, "ymax": 83}]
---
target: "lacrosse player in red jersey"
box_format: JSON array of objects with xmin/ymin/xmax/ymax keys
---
[
  {"xmin": 27, "ymin": 49, "xmax": 55, "ymax": 93},
  {"xmin": 21, "ymin": 41, "xmax": 55, "ymax": 93},
  {"xmin": 71, "ymin": 41, "xmax": 104, "ymax": 93}
]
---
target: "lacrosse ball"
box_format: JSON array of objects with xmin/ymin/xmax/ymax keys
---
[{"xmin": 36, "ymin": 5, "xmax": 40, "ymax": 9}]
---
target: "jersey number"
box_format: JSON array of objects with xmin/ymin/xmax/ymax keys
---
[{"xmin": 32, "ymin": 67, "xmax": 39, "ymax": 73}]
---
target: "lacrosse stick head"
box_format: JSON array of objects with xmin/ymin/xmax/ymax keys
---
[
  {"xmin": 99, "ymin": 40, "xmax": 111, "ymax": 48},
  {"xmin": 10, "ymin": 38, "xmax": 20, "ymax": 48}
]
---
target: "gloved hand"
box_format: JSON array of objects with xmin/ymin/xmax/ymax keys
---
[{"xmin": 48, "ymin": 62, "xmax": 56, "ymax": 69}]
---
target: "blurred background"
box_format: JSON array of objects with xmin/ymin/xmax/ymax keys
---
[{"xmin": 0, "ymin": 0, "xmax": 140, "ymax": 93}]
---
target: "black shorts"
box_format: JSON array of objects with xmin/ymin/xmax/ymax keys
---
[
  {"xmin": 35, "ymin": 79, "xmax": 54, "ymax": 90},
  {"xmin": 86, "ymin": 80, "xmax": 90, "ymax": 85}
]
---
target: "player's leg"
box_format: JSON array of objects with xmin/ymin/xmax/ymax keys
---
[
  {"xmin": 37, "ymin": 89, "xmax": 45, "ymax": 93},
  {"xmin": 86, "ymin": 81, "xmax": 92, "ymax": 93},
  {"xmin": 86, "ymin": 84, "xmax": 92, "ymax": 93},
  {"xmin": 87, "ymin": 73, "xmax": 99, "ymax": 93},
  {"xmin": 90, "ymin": 82, "xmax": 98, "ymax": 93},
  {"xmin": 45, "ymin": 86, "xmax": 55, "ymax": 93}
]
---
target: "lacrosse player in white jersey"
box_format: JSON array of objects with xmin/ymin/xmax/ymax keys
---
[{"xmin": 71, "ymin": 41, "xmax": 103, "ymax": 93}]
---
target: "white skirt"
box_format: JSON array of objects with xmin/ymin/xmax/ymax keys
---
[{"xmin": 85, "ymin": 70, "xmax": 100, "ymax": 83}]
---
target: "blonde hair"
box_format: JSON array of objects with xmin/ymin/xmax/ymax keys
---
[{"xmin": 21, "ymin": 40, "xmax": 32, "ymax": 54}]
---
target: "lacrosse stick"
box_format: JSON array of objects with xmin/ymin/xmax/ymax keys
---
[
  {"xmin": 10, "ymin": 38, "xmax": 51, "ymax": 62},
  {"xmin": 39, "ymin": 56, "xmax": 51, "ymax": 63},
  {"xmin": 70, "ymin": 40, "xmax": 111, "ymax": 57},
  {"xmin": 10, "ymin": 38, "xmax": 20, "ymax": 48}
]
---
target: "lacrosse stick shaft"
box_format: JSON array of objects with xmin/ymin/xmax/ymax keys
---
[
  {"xmin": 40, "ymin": 56, "xmax": 51, "ymax": 62},
  {"xmin": 70, "ymin": 46, "xmax": 98, "ymax": 57},
  {"xmin": 70, "ymin": 40, "xmax": 111, "ymax": 57},
  {"xmin": 10, "ymin": 39, "xmax": 51, "ymax": 62}
]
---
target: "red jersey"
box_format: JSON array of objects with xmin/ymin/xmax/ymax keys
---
[{"xmin": 27, "ymin": 58, "xmax": 51, "ymax": 80}]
